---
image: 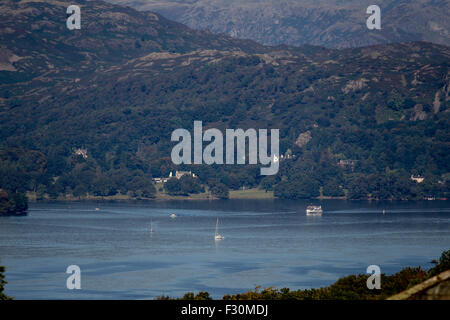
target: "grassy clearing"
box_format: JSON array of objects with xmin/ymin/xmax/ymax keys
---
[{"xmin": 229, "ymin": 188, "xmax": 274, "ymax": 199}]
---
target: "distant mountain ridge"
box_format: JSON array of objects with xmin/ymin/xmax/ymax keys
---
[
  {"xmin": 0, "ymin": 0, "xmax": 449, "ymax": 201},
  {"xmin": 107, "ymin": 0, "xmax": 450, "ymax": 49}
]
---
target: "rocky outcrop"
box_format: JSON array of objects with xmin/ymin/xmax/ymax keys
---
[{"xmin": 295, "ymin": 131, "xmax": 312, "ymax": 148}]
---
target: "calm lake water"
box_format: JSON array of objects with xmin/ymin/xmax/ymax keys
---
[{"xmin": 0, "ymin": 199, "xmax": 449, "ymax": 299}]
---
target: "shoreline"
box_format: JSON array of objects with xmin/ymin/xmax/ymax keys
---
[
  {"xmin": 25, "ymin": 189, "xmax": 448, "ymax": 203},
  {"xmin": 26, "ymin": 188, "xmax": 276, "ymax": 202}
]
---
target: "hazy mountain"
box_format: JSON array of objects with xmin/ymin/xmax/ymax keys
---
[
  {"xmin": 1, "ymin": 0, "xmax": 449, "ymax": 200},
  {"xmin": 107, "ymin": 0, "xmax": 450, "ymax": 48}
]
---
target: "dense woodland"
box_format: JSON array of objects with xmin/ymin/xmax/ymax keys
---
[
  {"xmin": 0, "ymin": 188, "xmax": 28, "ymax": 216},
  {"xmin": 0, "ymin": 0, "xmax": 449, "ymax": 201}
]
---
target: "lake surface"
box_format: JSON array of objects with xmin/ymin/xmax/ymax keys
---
[{"xmin": 0, "ymin": 199, "xmax": 449, "ymax": 299}]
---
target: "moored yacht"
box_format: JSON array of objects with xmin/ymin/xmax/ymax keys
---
[{"xmin": 306, "ymin": 205, "xmax": 323, "ymax": 216}]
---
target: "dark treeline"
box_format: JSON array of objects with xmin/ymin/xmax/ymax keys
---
[
  {"xmin": 0, "ymin": 149, "xmax": 29, "ymax": 215},
  {"xmin": 1, "ymin": 119, "xmax": 448, "ymax": 201},
  {"xmin": 0, "ymin": 264, "xmax": 11, "ymax": 300},
  {"xmin": 0, "ymin": 190, "xmax": 28, "ymax": 216}
]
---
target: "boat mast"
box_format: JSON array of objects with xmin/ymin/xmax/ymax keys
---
[{"xmin": 215, "ymin": 218, "xmax": 219, "ymax": 236}]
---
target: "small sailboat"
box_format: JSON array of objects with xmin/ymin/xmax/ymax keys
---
[
  {"xmin": 214, "ymin": 217, "xmax": 225, "ymax": 241},
  {"xmin": 170, "ymin": 213, "xmax": 177, "ymax": 219},
  {"xmin": 149, "ymin": 220, "xmax": 154, "ymax": 233}
]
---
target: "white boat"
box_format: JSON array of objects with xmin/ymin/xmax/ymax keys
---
[
  {"xmin": 214, "ymin": 218, "xmax": 224, "ymax": 241},
  {"xmin": 150, "ymin": 220, "xmax": 154, "ymax": 233},
  {"xmin": 306, "ymin": 205, "xmax": 323, "ymax": 216},
  {"xmin": 169, "ymin": 213, "xmax": 177, "ymax": 219}
]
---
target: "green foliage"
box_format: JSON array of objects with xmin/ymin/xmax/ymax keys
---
[
  {"xmin": 275, "ymin": 175, "xmax": 320, "ymax": 199},
  {"xmin": 0, "ymin": 264, "xmax": 12, "ymax": 300},
  {"xmin": 7, "ymin": 192, "xmax": 28, "ymax": 214},
  {"xmin": 0, "ymin": 189, "xmax": 28, "ymax": 216},
  {"xmin": 165, "ymin": 176, "xmax": 204, "ymax": 196},
  {"xmin": 182, "ymin": 291, "xmax": 213, "ymax": 300},
  {"xmin": 209, "ymin": 183, "xmax": 229, "ymax": 199},
  {"xmin": 260, "ymin": 176, "xmax": 278, "ymax": 192},
  {"xmin": 322, "ymin": 179, "xmax": 344, "ymax": 197},
  {"xmin": 387, "ymin": 91, "xmax": 406, "ymax": 111},
  {"xmin": 429, "ymin": 250, "xmax": 450, "ymax": 277}
]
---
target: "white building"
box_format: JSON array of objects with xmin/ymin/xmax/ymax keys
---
[
  {"xmin": 152, "ymin": 170, "xmax": 197, "ymax": 183},
  {"xmin": 73, "ymin": 148, "xmax": 88, "ymax": 159},
  {"xmin": 411, "ymin": 175, "xmax": 424, "ymax": 183}
]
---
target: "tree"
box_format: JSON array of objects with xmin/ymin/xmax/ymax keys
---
[
  {"xmin": 274, "ymin": 175, "xmax": 320, "ymax": 199},
  {"xmin": 0, "ymin": 190, "xmax": 9, "ymax": 215},
  {"xmin": 322, "ymin": 179, "xmax": 344, "ymax": 197},
  {"xmin": 210, "ymin": 183, "xmax": 229, "ymax": 199},
  {"xmin": 165, "ymin": 176, "xmax": 204, "ymax": 196},
  {"xmin": 181, "ymin": 291, "xmax": 212, "ymax": 300},
  {"xmin": 346, "ymin": 175, "xmax": 369, "ymax": 200},
  {"xmin": 165, "ymin": 177, "xmax": 185, "ymax": 196},
  {"xmin": 0, "ymin": 190, "xmax": 28, "ymax": 216},
  {"xmin": 8, "ymin": 192, "xmax": 28, "ymax": 214},
  {"xmin": 260, "ymin": 176, "xmax": 277, "ymax": 192},
  {"xmin": 73, "ymin": 185, "xmax": 88, "ymax": 199},
  {"xmin": 429, "ymin": 250, "xmax": 450, "ymax": 277},
  {"xmin": 127, "ymin": 176, "xmax": 156, "ymax": 198},
  {"xmin": 178, "ymin": 176, "xmax": 204, "ymax": 194}
]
